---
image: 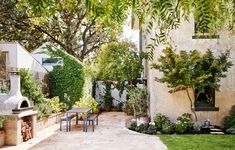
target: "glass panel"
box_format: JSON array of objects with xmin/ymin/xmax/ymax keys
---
[{"xmin": 42, "ymin": 57, "xmax": 63, "ymax": 66}]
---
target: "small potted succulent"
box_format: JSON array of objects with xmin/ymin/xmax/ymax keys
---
[
  {"xmin": 0, "ymin": 116, "xmax": 5, "ymax": 147},
  {"xmin": 128, "ymin": 86, "xmax": 149, "ymax": 126}
]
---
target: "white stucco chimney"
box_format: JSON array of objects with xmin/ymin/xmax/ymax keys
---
[{"xmin": 8, "ymin": 71, "xmax": 22, "ymax": 97}]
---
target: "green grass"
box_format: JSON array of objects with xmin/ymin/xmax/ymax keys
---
[{"xmin": 159, "ymin": 134, "xmax": 235, "ymax": 150}]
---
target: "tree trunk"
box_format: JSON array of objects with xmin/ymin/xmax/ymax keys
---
[{"xmin": 186, "ymin": 88, "xmax": 198, "ymax": 121}]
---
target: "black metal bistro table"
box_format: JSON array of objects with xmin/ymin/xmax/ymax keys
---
[{"xmin": 66, "ymin": 107, "xmax": 92, "ymax": 132}]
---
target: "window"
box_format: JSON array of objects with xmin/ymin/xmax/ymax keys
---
[
  {"xmin": 42, "ymin": 58, "xmax": 63, "ymax": 66},
  {"xmin": 195, "ymin": 86, "xmax": 219, "ymax": 111}
]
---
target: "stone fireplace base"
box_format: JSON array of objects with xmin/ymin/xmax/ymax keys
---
[{"xmin": 3, "ymin": 111, "xmax": 37, "ymax": 146}]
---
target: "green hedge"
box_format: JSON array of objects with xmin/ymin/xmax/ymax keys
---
[{"xmin": 45, "ymin": 46, "xmax": 84, "ymax": 108}]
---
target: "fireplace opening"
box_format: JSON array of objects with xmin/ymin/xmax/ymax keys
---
[
  {"xmin": 20, "ymin": 100, "xmax": 29, "ymax": 108},
  {"xmin": 21, "ymin": 116, "xmax": 33, "ymax": 142}
]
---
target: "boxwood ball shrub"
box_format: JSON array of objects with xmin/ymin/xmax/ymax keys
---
[{"xmin": 175, "ymin": 113, "xmax": 193, "ymax": 134}]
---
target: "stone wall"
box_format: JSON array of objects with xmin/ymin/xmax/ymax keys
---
[
  {"xmin": 36, "ymin": 113, "xmax": 63, "ymax": 131},
  {"xmin": 143, "ymin": 16, "xmax": 235, "ymax": 126}
]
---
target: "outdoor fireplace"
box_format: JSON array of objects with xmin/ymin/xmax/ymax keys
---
[{"xmin": 0, "ymin": 69, "xmax": 37, "ymax": 146}]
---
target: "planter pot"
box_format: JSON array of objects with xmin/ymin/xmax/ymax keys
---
[
  {"xmin": 137, "ymin": 117, "xmax": 149, "ymax": 126},
  {"xmin": 0, "ymin": 130, "xmax": 5, "ymax": 147}
]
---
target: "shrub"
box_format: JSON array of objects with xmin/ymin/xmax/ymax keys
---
[
  {"xmin": 123, "ymin": 101, "xmax": 134, "ymax": 115},
  {"xmin": 129, "ymin": 121, "xmax": 137, "ymax": 131},
  {"xmin": 175, "ymin": 113, "xmax": 193, "ymax": 134},
  {"xmin": 223, "ymin": 105, "xmax": 235, "ymax": 130},
  {"xmin": 226, "ymin": 125, "xmax": 235, "ymax": 134},
  {"xmin": 46, "ymin": 96, "xmax": 61, "ymax": 113},
  {"xmin": 162, "ymin": 121, "xmax": 174, "ymax": 134},
  {"xmin": 20, "ymin": 69, "xmax": 44, "ymax": 104},
  {"xmin": 103, "ymin": 82, "xmax": 113, "ymax": 111},
  {"xmin": 35, "ymin": 103, "xmax": 53, "ymax": 119},
  {"xmin": 154, "ymin": 113, "xmax": 170, "ymax": 131},
  {"xmin": 135, "ymin": 123, "xmax": 149, "ymax": 133},
  {"xmin": 75, "ymin": 97, "xmax": 99, "ymax": 113},
  {"xmin": 128, "ymin": 86, "xmax": 148, "ymax": 118},
  {"xmin": 147, "ymin": 124, "xmax": 158, "ymax": 135},
  {"xmin": 59, "ymin": 102, "xmax": 68, "ymax": 112},
  {"xmin": 223, "ymin": 116, "xmax": 235, "ymax": 130}
]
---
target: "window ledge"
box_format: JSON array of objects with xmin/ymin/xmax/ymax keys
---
[
  {"xmin": 194, "ymin": 106, "xmax": 219, "ymax": 111},
  {"xmin": 192, "ymin": 35, "xmax": 219, "ymax": 39}
]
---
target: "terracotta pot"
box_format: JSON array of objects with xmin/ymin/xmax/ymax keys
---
[
  {"xmin": 137, "ymin": 117, "xmax": 149, "ymax": 126},
  {"xmin": 0, "ymin": 130, "xmax": 5, "ymax": 147}
]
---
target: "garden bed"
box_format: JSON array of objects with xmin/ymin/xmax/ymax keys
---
[{"xmin": 36, "ymin": 113, "xmax": 64, "ymax": 131}]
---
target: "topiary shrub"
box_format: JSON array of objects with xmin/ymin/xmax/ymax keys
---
[
  {"xmin": 223, "ymin": 105, "xmax": 235, "ymax": 130},
  {"xmin": 154, "ymin": 113, "xmax": 170, "ymax": 131},
  {"xmin": 175, "ymin": 113, "xmax": 193, "ymax": 134}
]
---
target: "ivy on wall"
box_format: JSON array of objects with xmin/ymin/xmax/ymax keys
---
[{"xmin": 45, "ymin": 46, "xmax": 85, "ymax": 108}]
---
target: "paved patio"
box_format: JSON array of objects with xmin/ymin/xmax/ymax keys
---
[
  {"xmin": 30, "ymin": 112, "xmax": 166, "ymax": 150},
  {"xmin": 5, "ymin": 112, "xmax": 166, "ymax": 150}
]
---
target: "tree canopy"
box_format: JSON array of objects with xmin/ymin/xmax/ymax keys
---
[
  {"xmin": 96, "ymin": 41, "xmax": 143, "ymax": 90},
  {"xmin": 0, "ymin": 0, "xmax": 131, "ymax": 60}
]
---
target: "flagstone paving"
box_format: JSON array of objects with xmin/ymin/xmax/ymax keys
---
[{"xmin": 29, "ymin": 112, "xmax": 167, "ymax": 150}]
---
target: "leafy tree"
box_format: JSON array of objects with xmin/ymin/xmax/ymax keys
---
[
  {"xmin": 19, "ymin": 69, "xmax": 44, "ymax": 104},
  {"xmin": 151, "ymin": 47, "xmax": 233, "ymax": 121},
  {"xmin": 96, "ymin": 41, "xmax": 143, "ymax": 90},
  {"xmin": 0, "ymin": 0, "xmax": 130, "ymax": 60}
]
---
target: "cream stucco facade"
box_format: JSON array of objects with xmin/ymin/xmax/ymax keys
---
[{"xmin": 142, "ymin": 17, "xmax": 235, "ymax": 126}]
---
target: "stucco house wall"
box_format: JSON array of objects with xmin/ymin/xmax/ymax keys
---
[
  {"xmin": 143, "ymin": 17, "xmax": 235, "ymax": 126},
  {"xmin": 0, "ymin": 42, "xmax": 48, "ymax": 81}
]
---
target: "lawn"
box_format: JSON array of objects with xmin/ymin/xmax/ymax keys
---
[{"xmin": 159, "ymin": 134, "xmax": 235, "ymax": 150}]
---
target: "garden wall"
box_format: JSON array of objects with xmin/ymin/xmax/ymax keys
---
[
  {"xmin": 36, "ymin": 113, "xmax": 64, "ymax": 131},
  {"xmin": 143, "ymin": 16, "xmax": 235, "ymax": 126}
]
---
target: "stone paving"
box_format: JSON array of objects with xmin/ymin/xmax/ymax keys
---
[{"xmin": 30, "ymin": 112, "xmax": 167, "ymax": 150}]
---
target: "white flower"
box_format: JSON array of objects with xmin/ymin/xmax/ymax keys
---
[{"xmin": 149, "ymin": 122, "xmax": 155, "ymax": 126}]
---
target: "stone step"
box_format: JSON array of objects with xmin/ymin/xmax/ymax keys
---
[
  {"xmin": 210, "ymin": 132, "xmax": 225, "ymax": 135},
  {"xmin": 210, "ymin": 128, "xmax": 223, "ymax": 132}
]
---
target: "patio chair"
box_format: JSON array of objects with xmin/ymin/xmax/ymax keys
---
[
  {"xmin": 86, "ymin": 114, "xmax": 99, "ymax": 132},
  {"xmin": 60, "ymin": 114, "xmax": 76, "ymax": 131}
]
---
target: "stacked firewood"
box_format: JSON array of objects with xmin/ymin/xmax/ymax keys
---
[{"xmin": 21, "ymin": 120, "xmax": 32, "ymax": 142}]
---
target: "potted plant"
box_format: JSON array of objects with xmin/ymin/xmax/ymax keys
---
[
  {"xmin": 128, "ymin": 86, "xmax": 149, "ymax": 126},
  {"xmin": 0, "ymin": 116, "xmax": 5, "ymax": 147}
]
